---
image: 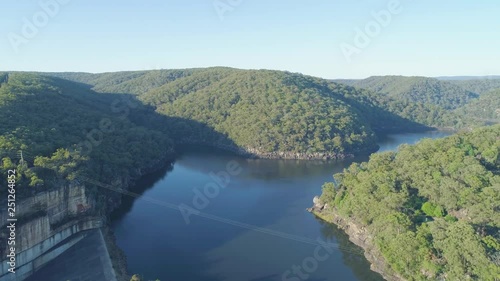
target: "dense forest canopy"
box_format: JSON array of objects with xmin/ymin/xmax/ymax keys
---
[
  {"xmin": 447, "ymin": 79, "xmax": 500, "ymax": 95},
  {"xmin": 45, "ymin": 67, "xmax": 496, "ymax": 153},
  {"xmin": 1, "ymin": 69, "xmax": 498, "ymax": 198},
  {"xmin": 318, "ymin": 125, "xmax": 500, "ymax": 281},
  {"xmin": 0, "ymin": 73, "xmax": 176, "ymax": 205},
  {"xmin": 47, "ymin": 68, "xmax": 442, "ymax": 156},
  {"xmin": 333, "ymin": 76, "xmax": 478, "ymax": 109},
  {"xmin": 454, "ymin": 89, "xmax": 500, "ymax": 123},
  {"xmin": 333, "ymin": 76, "xmax": 499, "ymax": 129},
  {"xmin": 140, "ymin": 69, "xmax": 394, "ymax": 155},
  {"xmin": 0, "ymin": 70, "xmax": 416, "ymax": 200}
]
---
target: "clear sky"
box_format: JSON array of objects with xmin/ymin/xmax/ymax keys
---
[{"xmin": 1, "ymin": 0, "xmax": 499, "ymax": 79}]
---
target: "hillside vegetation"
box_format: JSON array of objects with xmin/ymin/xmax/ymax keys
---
[
  {"xmin": 338, "ymin": 76, "xmax": 478, "ymax": 109},
  {"xmin": 454, "ymin": 89, "xmax": 500, "ymax": 124},
  {"xmin": 447, "ymin": 79, "xmax": 500, "ymax": 95},
  {"xmin": 48, "ymin": 68, "xmax": 438, "ymax": 157},
  {"xmin": 142, "ymin": 69, "xmax": 388, "ymax": 156},
  {"xmin": 33, "ymin": 69, "xmax": 499, "ymax": 158},
  {"xmin": 0, "ymin": 73, "xmax": 177, "ymax": 203},
  {"xmin": 334, "ymin": 76, "xmax": 497, "ymax": 129},
  {"xmin": 316, "ymin": 125, "xmax": 500, "ymax": 281},
  {"xmin": 0, "ymin": 70, "xmax": 428, "ymax": 201}
]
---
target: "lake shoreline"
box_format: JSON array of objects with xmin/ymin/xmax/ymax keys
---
[
  {"xmin": 175, "ymin": 141, "xmax": 380, "ymax": 160},
  {"xmin": 309, "ymin": 202, "xmax": 404, "ymax": 281},
  {"xmin": 111, "ymin": 129, "xmax": 452, "ymax": 280}
]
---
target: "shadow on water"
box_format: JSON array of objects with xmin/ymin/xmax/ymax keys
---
[
  {"xmin": 110, "ymin": 162, "xmax": 175, "ymax": 222},
  {"xmin": 39, "ymin": 77, "xmax": 451, "ymax": 281},
  {"xmin": 316, "ymin": 217, "xmax": 386, "ymax": 281},
  {"xmin": 7, "ymin": 76, "xmax": 249, "ymax": 281},
  {"xmin": 108, "ymin": 146, "xmax": 389, "ymax": 281}
]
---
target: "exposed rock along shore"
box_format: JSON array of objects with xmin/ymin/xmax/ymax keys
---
[
  {"xmin": 177, "ymin": 139, "xmax": 379, "ymax": 160},
  {"xmin": 2, "ymin": 140, "xmax": 378, "ymax": 281},
  {"xmin": 308, "ymin": 196, "xmax": 405, "ymax": 281}
]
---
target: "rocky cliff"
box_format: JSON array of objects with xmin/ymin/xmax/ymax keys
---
[
  {"xmin": 0, "ymin": 183, "xmax": 107, "ymax": 281},
  {"xmin": 309, "ymin": 196, "xmax": 405, "ymax": 281}
]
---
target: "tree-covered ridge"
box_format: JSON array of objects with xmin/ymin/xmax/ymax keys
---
[
  {"xmin": 137, "ymin": 69, "xmax": 434, "ymax": 156},
  {"xmin": 49, "ymin": 69, "xmax": 500, "ymax": 130},
  {"xmin": 447, "ymin": 79, "xmax": 500, "ymax": 95},
  {"xmin": 46, "ymin": 68, "xmax": 495, "ymax": 152},
  {"xmin": 0, "ymin": 70, "xmax": 424, "ymax": 198},
  {"xmin": 455, "ymin": 89, "xmax": 500, "ymax": 123},
  {"xmin": 318, "ymin": 125, "xmax": 500, "ymax": 280},
  {"xmin": 0, "ymin": 73, "xmax": 176, "ymax": 201},
  {"xmin": 49, "ymin": 68, "xmax": 431, "ymax": 133},
  {"xmin": 340, "ymin": 76, "xmax": 479, "ymax": 110},
  {"xmin": 332, "ymin": 75, "xmax": 497, "ymax": 129},
  {"xmin": 47, "ymin": 68, "xmax": 220, "ymax": 96}
]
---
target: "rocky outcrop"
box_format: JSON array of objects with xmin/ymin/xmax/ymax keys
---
[
  {"xmin": 308, "ymin": 196, "xmax": 405, "ymax": 281},
  {"xmin": 0, "ymin": 147, "xmax": 175, "ymax": 281},
  {"xmin": 177, "ymin": 140, "xmax": 378, "ymax": 160},
  {"xmin": 0, "ymin": 182, "xmax": 95, "ymax": 253},
  {"xmin": 306, "ymin": 196, "xmax": 328, "ymax": 212},
  {"xmin": 245, "ymin": 149, "xmax": 354, "ymax": 160},
  {"xmin": 0, "ymin": 182, "xmax": 107, "ymax": 281}
]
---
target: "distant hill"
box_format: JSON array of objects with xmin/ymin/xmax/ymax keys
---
[
  {"xmin": 331, "ymin": 76, "xmax": 489, "ymax": 128},
  {"xmin": 333, "ymin": 76, "xmax": 478, "ymax": 110},
  {"xmin": 1, "ymin": 69, "xmax": 422, "ymax": 162},
  {"xmin": 436, "ymin": 75, "xmax": 500, "ymax": 81},
  {"xmin": 49, "ymin": 68, "xmax": 451, "ymax": 157},
  {"xmin": 455, "ymin": 89, "xmax": 500, "ymax": 123},
  {"xmin": 446, "ymin": 79, "xmax": 500, "ymax": 95},
  {"xmin": 45, "ymin": 69, "xmax": 498, "ymax": 145}
]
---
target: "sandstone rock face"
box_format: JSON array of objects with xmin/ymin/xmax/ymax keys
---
[
  {"xmin": 310, "ymin": 201, "xmax": 406, "ymax": 281},
  {"xmin": 0, "ymin": 183, "xmax": 104, "ymax": 281},
  {"xmin": 1, "ymin": 182, "xmax": 94, "ymax": 252},
  {"xmin": 307, "ymin": 196, "xmax": 325, "ymax": 212}
]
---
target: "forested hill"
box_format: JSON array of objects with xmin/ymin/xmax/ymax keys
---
[
  {"xmin": 333, "ymin": 75, "xmax": 500, "ymax": 129},
  {"xmin": 22, "ymin": 68, "xmax": 497, "ymax": 158},
  {"xmin": 0, "ymin": 73, "xmax": 178, "ymax": 201},
  {"xmin": 0, "ymin": 70, "xmax": 430, "ymax": 195},
  {"xmin": 137, "ymin": 69, "xmax": 428, "ymax": 156},
  {"xmin": 46, "ymin": 69, "xmax": 197, "ymax": 96},
  {"xmin": 334, "ymin": 76, "xmax": 478, "ymax": 109},
  {"xmin": 46, "ymin": 68, "xmax": 438, "ymax": 158},
  {"xmin": 446, "ymin": 78, "xmax": 500, "ymax": 95},
  {"xmin": 314, "ymin": 125, "xmax": 500, "ymax": 281},
  {"xmin": 454, "ymin": 89, "xmax": 500, "ymax": 124}
]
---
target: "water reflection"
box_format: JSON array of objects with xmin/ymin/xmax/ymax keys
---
[{"xmin": 112, "ymin": 131, "xmax": 453, "ymax": 281}]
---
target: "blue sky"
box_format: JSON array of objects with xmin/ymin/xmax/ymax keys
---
[{"xmin": 1, "ymin": 0, "xmax": 499, "ymax": 79}]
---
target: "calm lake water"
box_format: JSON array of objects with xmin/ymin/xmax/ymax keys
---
[{"xmin": 111, "ymin": 131, "xmax": 452, "ymax": 281}]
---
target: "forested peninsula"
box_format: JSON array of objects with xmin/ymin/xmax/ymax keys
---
[{"xmin": 312, "ymin": 125, "xmax": 500, "ymax": 281}]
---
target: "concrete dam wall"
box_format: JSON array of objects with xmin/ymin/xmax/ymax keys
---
[{"xmin": 0, "ymin": 183, "xmax": 117, "ymax": 281}]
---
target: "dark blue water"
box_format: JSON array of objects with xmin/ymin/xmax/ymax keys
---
[{"xmin": 111, "ymin": 131, "xmax": 452, "ymax": 281}]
